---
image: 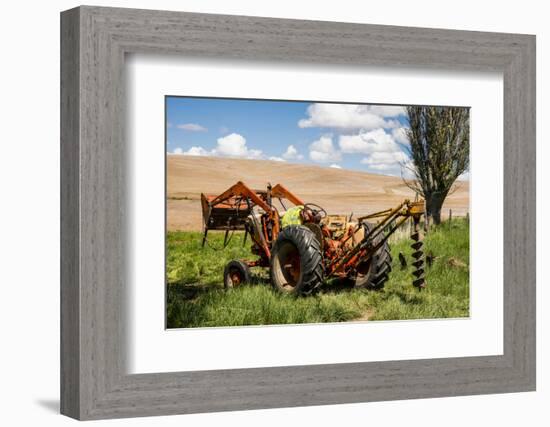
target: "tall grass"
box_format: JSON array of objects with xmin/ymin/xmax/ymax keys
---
[{"xmin": 166, "ymin": 218, "xmax": 469, "ymax": 328}]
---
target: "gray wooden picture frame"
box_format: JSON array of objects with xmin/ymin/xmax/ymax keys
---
[{"xmin": 60, "ymin": 5, "xmax": 536, "ymax": 420}]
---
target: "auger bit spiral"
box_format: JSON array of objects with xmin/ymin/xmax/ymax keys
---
[{"xmin": 410, "ymin": 216, "xmax": 426, "ymax": 290}]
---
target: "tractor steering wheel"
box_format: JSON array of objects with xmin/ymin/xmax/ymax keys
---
[{"xmin": 304, "ymin": 203, "xmax": 327, "ymax": 220}]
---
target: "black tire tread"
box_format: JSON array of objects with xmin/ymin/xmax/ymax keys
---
[
  {"xmin": 270, "ymin": 225, "xmax": 324, "ymax": 295},
  {"xmin": 355, "ymin": 222, "xmax": 392, "ymax": 290},
  {"xmin": 223, "ymin": 259, "xmax": 251, "ymax": 289}
]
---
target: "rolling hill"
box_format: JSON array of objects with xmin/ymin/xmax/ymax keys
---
[{"xmin": 167, "ymin": 155, "xmax": 469, "ymax": 231}]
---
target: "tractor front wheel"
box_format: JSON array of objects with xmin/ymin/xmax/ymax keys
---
[
  {"xmin": 270, "ymin": 225, "xmax": 324, "ymax": 295},
  {"xmin": 223, "ymin": 260, "xmax": 251, "ymax": 289}
]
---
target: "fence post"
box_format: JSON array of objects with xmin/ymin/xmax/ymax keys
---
[{"xmin": 423, "ymin": 198, "xmax": 429, "ymax": 233}]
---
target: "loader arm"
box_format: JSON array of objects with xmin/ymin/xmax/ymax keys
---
[
  {"xmin": 271, "ymin": 183, "xmax": 305, "ymax": 206},
  {"xmin": 206, "ymin": 181, "xmax": 273, "ymax": 213}
]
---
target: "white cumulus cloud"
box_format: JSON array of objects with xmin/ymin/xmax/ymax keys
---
[
  {"xmin": 183, "ymin": 146, "xmax": 209, "ymax": 156},
  {"xmin": 269, "ymin": 156, "xmax": 286, "ymax": 162},
  {"xmin": 214, "ymin": 133, "xmax": 249, "ymax": 157},
  {"xmin": 298, "ymin": 103, "xmax": 405, "ymax": 130},
  {"xmin": 179, "ymin": 133, "xmax": 264, "ymax": 160},
  {"xmin": 172, "ymin": 147, "xmax": 183, "ymax": 154},
  {"xmin": 282, "ymin": 144, "xmax": 304, "ymax": 160},
  {"xmin": 367, "ymin": 105, "xmax": 408, "ymax": 117},
  {"xmin": 339, "ymin": 129, "xmax": 399, "ymax": 155},
  {"xmin": 338, "ymin": 129, "xmax": 411, "ymax": 173},
  {"xmin": 309, "ymin": 136, "xmax": 342, "ymax": 163},
  {"xmin": 360, "ymin": 151, "xmax": 409, "ymax": 170},
  {"xmin": 329, "ymin": 164, "xmax": 342, "ymax": 169},
  {"xmin": 176, "ymin": 123, "xmax": 207, "ymax": 132},
  {"xmin": 391, "ymin": 127, "xmax": 409, "ymax": 145}
]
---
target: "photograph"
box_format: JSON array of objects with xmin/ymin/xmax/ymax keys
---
[{"xmin": 165, "ymin": 97, "xmax": 470, "ymax": 328}]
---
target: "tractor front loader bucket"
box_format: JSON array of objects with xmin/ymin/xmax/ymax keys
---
[
  {"xmin": 201, "ymin": 193, "xmax": 251, "ymax": 231},
  {"xmin": 201, "ymin": 193, "xmax": 251, "ymax": 247}
]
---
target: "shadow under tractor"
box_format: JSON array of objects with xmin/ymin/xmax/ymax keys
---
[{"xmin": 201, "ymin": 181, "xmax": 426, "ymax": 295}]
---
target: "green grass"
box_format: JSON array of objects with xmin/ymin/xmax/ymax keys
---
[{"xmin": 166, "ymin": 219, "xmax": 469, "ymax": 328}]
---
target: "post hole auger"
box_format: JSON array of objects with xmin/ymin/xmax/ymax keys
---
[
  {"xmin": 410, "ymin": 216, "xmax": 426, "ymax": 289},
  {"xmin": 200, "ymin": 181, "xmax": 427, "ymax": 295}
]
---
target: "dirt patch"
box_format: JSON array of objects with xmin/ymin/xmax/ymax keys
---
[{"xmin": 447, "ymin": 257, "xmax": 468, "ymax": 269}]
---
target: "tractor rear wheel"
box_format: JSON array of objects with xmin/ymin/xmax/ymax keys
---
[
  {"xmin": 223, "ymin": 260, "xmax": 251, "ymax": 289},
  {"xmin": 270, "ymin": 225, "xmax": 324, "ymax": 295},
  {"xmin": 354, "ymin": 222, "xmax": 392, "ymax": 290}
]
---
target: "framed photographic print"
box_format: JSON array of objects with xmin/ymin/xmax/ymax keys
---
[
  {"xmin": 164, "ymin": 96, "xmax": 471, "ymax": 330},
  {"xmin": 61, "ymin": 6, "xmax": 536, "ymax": 420}
]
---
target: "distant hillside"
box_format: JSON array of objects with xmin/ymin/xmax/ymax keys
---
[{"xmin": 167, "ymin": 155, "xmax": 469, "ymax": 231}]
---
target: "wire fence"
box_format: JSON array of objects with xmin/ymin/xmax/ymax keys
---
[{"xmin": 387, "ymin": 208, "xmax": 469, "ymax": 243}]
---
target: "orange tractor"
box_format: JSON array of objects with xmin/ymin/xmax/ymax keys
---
[{"xmin": 201, "ymin": 181, "xmax": 425, "ymax": 295}]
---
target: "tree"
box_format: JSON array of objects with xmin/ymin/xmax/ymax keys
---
[{"xmin": 403, "ymin": 106, "xmax": 469, "ymax": 225}]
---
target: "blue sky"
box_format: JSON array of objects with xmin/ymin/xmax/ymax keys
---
[{"xmin": 166, "ymin": 96, "xmax": 415, "ymax": 176}]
